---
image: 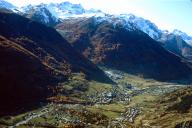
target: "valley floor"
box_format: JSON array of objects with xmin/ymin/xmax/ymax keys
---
[{"xmin": 1, "ymin": 68, "xmax": 192, "ymax": 128}]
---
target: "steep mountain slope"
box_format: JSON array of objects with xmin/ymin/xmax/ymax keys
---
[
  {"xmin": 109, "ymin": 15, "xmax": 192, "ymax": 60},
  {"xmin": 159, "ymin": 32, "xmax": 192, "ymax": 60},
  {"xmin": 0, "ymin": 11, "xmax": 110, "ymax": 80},
  {"xmin": 0, "ymin": 35, "xmax": 58, "ymax": 116},
  {"xmin": 56, "ymin": 17, "xmax": 192, "ymax": 81},
  {"xmin": 0, "ymin": 11, "xmax": 111, "ymax": 116}
]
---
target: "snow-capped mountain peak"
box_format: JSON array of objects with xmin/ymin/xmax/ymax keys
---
[
  {"xmin": 47, "ymin": 2, "xmax": 103, "ymax": 19},
  {"xmin": 173, "ymin": 29, "xmax": 192, "ymax": 40},
  {"xmin": 18, "ymin": 2, "xmax": 104, "ymax": 20},
  {"xmin": 0, "ymin": 1, "xmax": 191, "ymax": 45},
  {"xmin": 58, "ymin": 2, "xmax": 85, "ymax": 14},
  {"xmin": 116, "ymin": 14, "xmax": 162, "ymax": 39},
  {"xmin": 19, "ymin": 3, "xmax": 59, "ymax": 26},
  {"xmin": 44, "ymin": 2, "xmax": 85, "ymax": 19},
  {"xmin": 17, "ymin": 1, "xmax": 183, "ymax": 41}
]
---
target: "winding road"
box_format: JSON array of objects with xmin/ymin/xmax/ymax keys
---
[{"xmin": 9, "ymin": 108, "xmax": 51, "ymax": 128}]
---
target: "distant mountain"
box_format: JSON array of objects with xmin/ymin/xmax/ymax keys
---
[
  {"xmin": 40, "ymin": 2, "xmax": 103, "ymax": 18},
  {"xmin": 159, "ymin": 31, "xmax": 192, "ymax": 60},
  {"xmin": 56, "ymin": 17, "xmax": 192, "ymax": 81},
  {"xmin": 46, "ymin": 2, "xmax": 86, "ymax": 18},
  {"xmin": 172, "ymin": 29, "xmax": 192, "ymax": 45},
  {"xmin": 1, "ymin": 1, "xmax": 191, "ymax": 45},
  {"xmin": 17, "ymin": 2, "xmax": 103, "ymax": 26},
  {"xmin": 54, "ymin": 12, "xmax": 192, "ymax": 60},
  {"xmin": 19, "ymin": 3, "xmax": 161, "ymax": 39},
  {"xmin": 20, "ymin": 4, "xmax": 60, "ymax": 27},
  {"xmin": 17, "ymin": 2, "xmax": 192, "ymax": 56},
  {"xmin": 0, "ymin": 11, "xmax": 111, "ymax": 115},
  {"xmin": 109, "ymin": 15, "xmax": 192, "ymax": 60},
  {"xmin": 115, "ymin": 14, "xmax": 162, "ymax": 40}
]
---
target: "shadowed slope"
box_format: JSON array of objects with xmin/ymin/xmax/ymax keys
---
[
  {"xmin": 0, "ymin": 11, "xmax": 112, "ymax": 116},
  {"xmin": 56, "ymin": 17, "xmax": 192, "ymax": 81}
]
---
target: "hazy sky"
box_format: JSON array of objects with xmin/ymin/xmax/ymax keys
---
[{"xmin": 5, "ymin": 0, "xmax": 192, "ymax": 36}]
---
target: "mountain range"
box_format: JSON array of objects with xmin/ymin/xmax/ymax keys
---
[
  {"xmin": 1, "ymin": 0, "xmax": 192, "ymax": 59},
  {"xmin": 2, "ymin": 1, "xmax": 191, "ymax": 43},
  {"xmin": 0, "ymin": 0, "xmax": 192, "ymax": 120},
  {"xmin": 56, "ymin": 17, "xmax": 192, "ymax": 80}
]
